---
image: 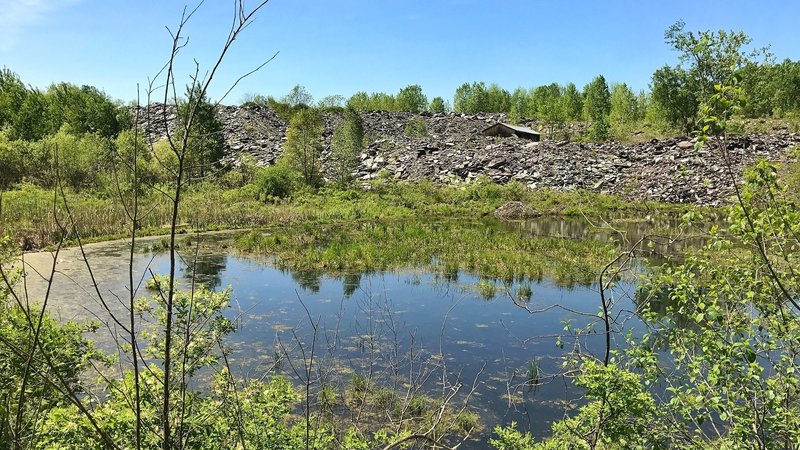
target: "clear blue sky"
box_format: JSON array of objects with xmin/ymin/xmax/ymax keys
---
[{"xmin": 2, "ymin": 0, "xmax": 799, "ymax": 105}]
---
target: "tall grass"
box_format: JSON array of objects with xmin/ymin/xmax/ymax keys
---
[{"xmin": 0, "ymin": 178, "xmax": 690, "ymax": 249}]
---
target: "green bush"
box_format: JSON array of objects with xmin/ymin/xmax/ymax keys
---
[
  {"xmin": 404, "ymin": 118, "xmax": 427, "ymax": 138},
  {"xmin": 256, "ymin": 163, "xmax": 295, "ymax": 199}
]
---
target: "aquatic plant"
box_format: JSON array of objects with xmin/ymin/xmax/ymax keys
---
[{"xmin": 477, "ymin": 279, "xmax": 497, "ymax": 300}]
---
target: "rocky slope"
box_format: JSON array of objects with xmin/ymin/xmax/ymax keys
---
[{"xmin": 132, "ymin": 104, "xmax": 800, "ymax": 206}]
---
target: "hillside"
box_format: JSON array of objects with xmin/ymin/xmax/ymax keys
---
[{"xmin": 133, "ymin": 104, "xmax": 800, "ymax": 206}]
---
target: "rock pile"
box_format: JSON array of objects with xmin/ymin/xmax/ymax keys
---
[{"xmin": 132, "ymin": 104, "xmax": 800, "ymax": 206}]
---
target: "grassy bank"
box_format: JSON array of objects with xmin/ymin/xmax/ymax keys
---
[{"xmin": 0, "ymin": 178, "xmax": 694, "ymax": 250}]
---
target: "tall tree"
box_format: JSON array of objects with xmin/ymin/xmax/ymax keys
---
[
  {"xmin": 282, "ymin": 84, "xmax": 314, "ymax": 107},
  {"xmin": 45, "ymin": 82, "xmax": 126, "ymax": 138},
  {"xmin": 0, "ymin": 69, "xmax": 28, "ymax": 131},
  {"xmin": 485, "ymin": 84, "xmax": 511, "ymax": 113},
  {"xmin": 583, "ymin": 75, "xmax": 611, "ymax": 141},
  {"xmin": 650, "ymin": 65, "xmax": 699, "ymax": 133},
  {"xmin": 331, "ymin": 107, "xmax": 364, "ymax": 186},
  {"xmin": 428, "ymin": 96, "xmax": 447, "ymax": 113},
  {"xmin": 317, "ymin": 94, "xmax": 345, "ymax": 110},
  {"xmin": 509, "ymin": 87, "xmax": 530, "ymax": 124},
  {"xmin": 453, "ymin": 81, "xmax": 488, "ymax": 113},
  {"xmin": 533, "ymin": 83, "xmax": 565, "ymax": 138},
  {"xmin": 560, "ymin": 83, "xmax": 583, "ymax": 121},
  {"xmin": 176, "ymin": 85, "xmax": 225, "ymax": 179},
  {"xmin": 281, "ymin": 108, "xmax": 324, "ymax": 187},
  {"xmin": 664, "ymin": 20, "xmax": 769, "ymax": 100},
  {"xmin": 346, "ymin": 91, "xmax": 370, "ymax": 111},
  {"xmin": 396, "ymin": 84, "xmax": 427, "ymax": 112},
  {"xmin": 609, "ymin": 83, "xmax": 638, "ymax": 139},
  {"xmin": 652, "ymin": 21, "xmax": 771, "ymax": 129}
]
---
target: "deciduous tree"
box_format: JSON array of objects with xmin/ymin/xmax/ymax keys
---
[
  {"xmin": 396, "ymin": 84, "xmax": 427, "ymax": 113},
  {"xmin": 281, "ymin": 108, "xmax": 323, "ymax": 187},
  {"xmin": 331, "ymin": 107, "xmax": 364, "ymax": 186},
  {"xmin": 583, "ymin": 75, "xmax": 611, "ymax": 141}
]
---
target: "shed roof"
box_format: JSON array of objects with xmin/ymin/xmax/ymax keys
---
[
  {"xmin": 481, "ymin": 122, "xmax": 541, "ymax": 139},
  {"xmin": 497, "ymin": 123, "xmax": 539, "ymax": 135}
]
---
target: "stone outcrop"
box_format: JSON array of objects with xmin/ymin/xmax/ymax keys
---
[{"xmin": 132, "ymin": 104, "xmax": 800, "ymax": 206}]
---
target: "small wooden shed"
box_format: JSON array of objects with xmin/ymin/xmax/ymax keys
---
[{"xmin": 481, "ymin": 123, "xmax": 540, "ymax": 141}]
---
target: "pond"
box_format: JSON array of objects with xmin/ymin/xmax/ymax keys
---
[{"xmin": 20, "ymin": 218, "xmax": 691, "ymax": 447}]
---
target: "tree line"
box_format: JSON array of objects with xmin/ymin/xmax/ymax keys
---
[
  {"xmin": 2, "ymin": 19, "xmax": 800, "ymax": 195},
  {"xmin": 249, "ymin": 21, "xmax": 800, "ymax": 142}
]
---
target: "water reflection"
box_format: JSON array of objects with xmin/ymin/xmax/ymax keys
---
[
  {"xmin": 181, "ymin": 250, "xmax": 227, "ymax": 289},
  {"xmin": 19, "ymin": 217, "xmax": 697, "ymax": 447}
]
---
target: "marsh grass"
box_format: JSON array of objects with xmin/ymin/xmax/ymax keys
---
[
  {"xmin": 235, "ymin": 219, "xmax": 618, "ymax": 287},
  {"xmin": 1, "ymin": 178, "xmax": 690, "ymax": 250},
  {"xmin": 477, "ymin": 279, "xmax": 497, "ymax": 300}
]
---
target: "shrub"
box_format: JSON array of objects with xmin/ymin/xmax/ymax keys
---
[
  {"xmin": 256, "ymin": 163, "xmax": 295, "ymax": 199},
  {"xmin": 404, "ymin": 118, "xmax": 427, "ymax": 138}
]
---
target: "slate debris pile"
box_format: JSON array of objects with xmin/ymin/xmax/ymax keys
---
[{"xmin": 132, "ymin": 105, "xmax": 800, "ymax": 206}]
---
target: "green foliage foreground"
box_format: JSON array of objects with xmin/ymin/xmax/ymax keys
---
[
  {"xmin": 487, "ymin": 80, "xmax": 800, "ymax": 448},
  {"xmin": 488, "ymin": 160, "xmax": 800, "ymax": 449}
]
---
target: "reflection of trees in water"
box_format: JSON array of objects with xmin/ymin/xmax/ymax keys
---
[
  {"xmin": 633, "ymin": 282, "xmax": 700, "ymax": 351},
  {"xmin": 511, "ymin": 217, "xmax": 711, "ymax": 265},
  {"xmin": 286, "ymin": 269, "xmax": 363, "ymax": 298},
  {"xmin": 182, "ymin": 251, "xmax": 228, "ymax": 289},
  {"xmin": 342, "ymin": 272, "xmax": 361, "ymax": 297},
  {"xmin": 290, "ymin": 269, "xmax": 323, "ymax": 294}
]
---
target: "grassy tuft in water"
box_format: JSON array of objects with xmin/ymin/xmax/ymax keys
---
[{"xmin": 477, "ymin": 279, "xmax": 497, "ymax": 300}]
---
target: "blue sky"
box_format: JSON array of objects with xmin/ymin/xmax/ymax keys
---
[{"xmin": 2, "ymin": 0, "xmax": 799, "ymax": 105}]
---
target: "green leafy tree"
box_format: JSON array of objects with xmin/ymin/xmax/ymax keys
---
[
  {"xmin": 509, "ymin": 87, "xmax": 531, "ymax": 124},
  {"xmin": 176, "ymin": 85, "xmax": 225, "ymax": 179},
  {"xmin": 485, "ymin": 83, "xmax": 511, "ymax": 113},
  {"xmin": 9, "ymin": 89, "xmax": 51, "ymax": 141},
  {"xmin": 39, "ymin": 128, "xmax": 113, "ymax": 189},
  {"xmin": 281, "ymin": 108, "xmax": 324, "ymax": 187},
  {"xmin": 650, "ymin": 65, "xmax": 699, "ymax": 133},
  {"xmin": 396, "ymin": 84, "xmax": 427, "ymax": 112},
  {"xmin": 665, "ymin": 20, "xmax": 769, "ymax": 101},
  {"xmin": 45, "ymin": 82, "xmax": 127, "ymax": 139},
  {"xmin": 317, "ymin": 94, "xmax": 345, "ymax": 110},
  {"xmin": 331, "ymin": 107, "xmax": 364, "ymax": 186},
  {"xmin": 739, "ymin": 59, "xmax": 800, "ymax": 117},
  {"xmin": 560, "ymin": 82, "xmax": 583, "ymax": 121},
  {"xmin": 428, "ymin": 96, "xmax": 447, "ymax": 113},
  {"xmin": 454, "ymin": 82, "xmax": 511, "ymax": 114},
  {"xmin": 609, "ymin": 83, "xmax": 638, "ymax": 139},
  {"xmin": 282, "ymin": 84, "xmax": 314, "ymax": 107},
  {"xmin": 769, "ymin": 59, "xmax": 800, "ymax": 115},
  {"xmin": 369, "ymin": 92, "xmax": 397, "ymax": 111},
  {"xmin": 532, "ymin": 83, "xmax": 565, "ymax": 139},
  {"xmin": 454, "ymin": 81, "xmax": 488, "ymax": 113},
  {"xmin": 0, "ymin": 132, "xmax": 50, "ymax": 188},
  {"xmin": 651, "ymin": 21, "xmax": 771, "ymax": 130},
  {"xmin": 346, "ymin": 91, "xmax": 370, "ymax": 111},
  {"xmin": 256, "ymin": 163, "xmax": 296, "ymax": 199},
  {"xmin": 0, "ymin": 69, "xmax": 28, "ymax": 130},
  {"xmin": 583, "ymin": 75, "xmax": 611, "ymax": 141}
]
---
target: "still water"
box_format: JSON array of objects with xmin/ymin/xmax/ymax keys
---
[{"xmin": 21, "ymin": 219, "xmax": 677, "ymax": 446}]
